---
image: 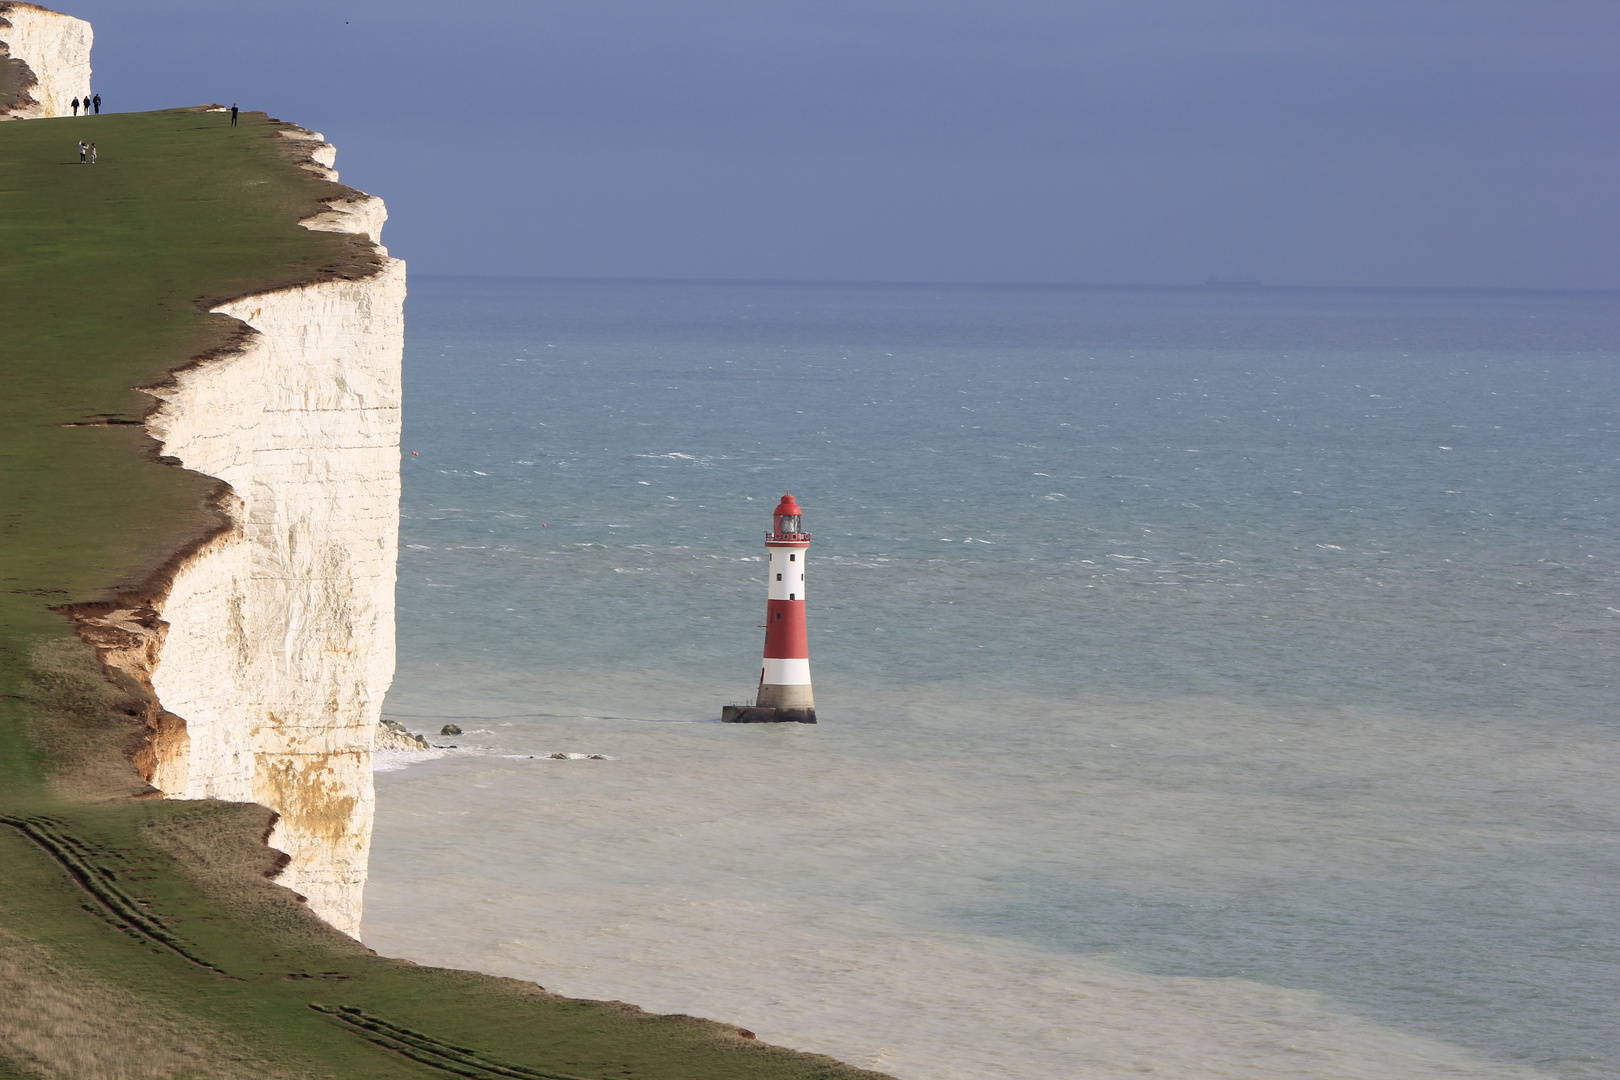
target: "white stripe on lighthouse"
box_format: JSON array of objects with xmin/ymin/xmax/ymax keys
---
[
  {"xmin": 767, "ymin": 548, "xmax": 806, "ymax": 600},
  {"xmin": 762, "ymin": 657, "xmax": 812, "ymax": 685}
]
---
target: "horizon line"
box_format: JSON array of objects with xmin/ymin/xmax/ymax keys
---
[{"xmin": 408, "ymin": 273, "xmax": 1620, "ymax": 296}]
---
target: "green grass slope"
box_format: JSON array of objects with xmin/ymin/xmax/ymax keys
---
[{"xmin": 0, "ymin": 109, "xmax": 888, "ymax": 1080}]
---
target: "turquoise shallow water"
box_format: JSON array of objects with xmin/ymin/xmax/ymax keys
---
[{"xmin": 364, "ymin": 279, "xmax": 1618, "ymax": 1079}]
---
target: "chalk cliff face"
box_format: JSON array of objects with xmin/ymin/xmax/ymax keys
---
[
  {"xmin": 7, "ymin": 5, "xmax": 401, "ymax": 942},
  {"xmin": 0, "ymin": 2, "xmax": 91, "ymax": 119},
  {"xmin": 102, "ymin": 130, "xmax": 404, "ymax": 938}
]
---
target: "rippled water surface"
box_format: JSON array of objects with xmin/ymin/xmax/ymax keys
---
[{"xmin": 364, "ymin": 279, "xmax": 1619, "ymax": 1079}]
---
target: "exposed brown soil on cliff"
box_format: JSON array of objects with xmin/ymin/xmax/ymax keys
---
[{"xmin": 0, "ymin": 42, "xmax": 37, "ymax": 118}]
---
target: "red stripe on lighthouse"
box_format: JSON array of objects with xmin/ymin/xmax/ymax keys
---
[{"xmin": 764, "ymin": 599, "xmax": 808, "ymax": 658}]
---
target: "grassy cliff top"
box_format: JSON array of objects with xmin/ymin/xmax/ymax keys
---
[
  {"xmin": 0, "ymin": 106, "xmax": 382, "ymax": 688},
  {"xmin": 0, "ymin": 109, "xmax": 887, "ymax": 1080}
]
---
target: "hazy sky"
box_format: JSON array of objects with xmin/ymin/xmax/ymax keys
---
[{"xmin": 62, "ymin": 1, "xmax": 1620, "ymax": 288}]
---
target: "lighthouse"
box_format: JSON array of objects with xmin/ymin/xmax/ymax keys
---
[{"xmin": 722, "ymin": 492, "xmax": 816, "ymax": 724}]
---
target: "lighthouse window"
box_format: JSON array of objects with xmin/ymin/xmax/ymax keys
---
[
  {"xmin": 790, "ymin": 593, "xmax": 795, "ymax": 600},
  {"xmin": 789, "ymin": 553, "xmax": 796, "ymax": 562},
  {"xmin": 774, "ymin": 612, "xmax": 781, "ymax": 620},
  {"xmin": 780, "ymin": 515, "xmax": 799, "ymax": 534},
  {"xmin": 776, "ymin": 573, "xmax": 782, "ymax": 581}
]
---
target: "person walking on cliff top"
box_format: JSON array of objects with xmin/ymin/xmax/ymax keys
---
[
  {"xmin": 89, "ymin": 143, "xmax": 96, "ymax": 165},
  {"xmin": 230, "ymin": 103, "xmax": 238, "ymax": 126},
  {"xmin": 71, "ymin": 97, "xmax": 79, "ymax": 116},
  {"xmin": 77, "ymin": 140, "xmax": 86, "ymax": 163},
  {"xmin": 92, "ymin": 93, "xmax": 100, "ymax": 115}
]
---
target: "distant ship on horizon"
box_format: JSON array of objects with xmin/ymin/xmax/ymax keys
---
[{"xmin": 1204, "ymin": 275, "xmax": 1263, "ymax": 288}]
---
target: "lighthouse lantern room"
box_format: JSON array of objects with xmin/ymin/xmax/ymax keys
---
[{"xmin": 721, "ymin": 492, "xmax": 816, "ymax": 724}]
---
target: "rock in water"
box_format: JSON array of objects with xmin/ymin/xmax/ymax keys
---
[{"xmin": 440, "ymin": 723, "xmax": 462, "ymax": 736}]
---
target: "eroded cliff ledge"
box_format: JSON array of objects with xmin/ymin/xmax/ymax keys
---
[{"xmin": 75, "ymin": 128, "xmax": 404, "ymax": 937}]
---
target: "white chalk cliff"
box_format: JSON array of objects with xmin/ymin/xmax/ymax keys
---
[
  {"xmin": 9, "ymin": 4, "xmax": 403, "ymax": 940},
  {"xmin": 0, "ymin": 2, "xmax": 91, "ymax": 119},
  {"xmin": 76, "ymin": 129, "xmax": 405, "ymax": 938},
  {"xmin": 141, "ymin": 135, "xmax": 402, "ymax": 937}
]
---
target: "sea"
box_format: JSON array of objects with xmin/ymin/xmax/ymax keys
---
[{"xmin": 361, "ymin": 278, "xmax": 1619, "ymax": 1080}]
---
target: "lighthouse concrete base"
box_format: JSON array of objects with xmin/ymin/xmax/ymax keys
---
[{"xmin": 721, "ymin": 705, "xmax": 817, "ymax": 724}]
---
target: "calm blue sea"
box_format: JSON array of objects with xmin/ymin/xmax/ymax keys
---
[{"xmin": 364, "ymin": 278, "xmax": 1619, "ymax": 1080}]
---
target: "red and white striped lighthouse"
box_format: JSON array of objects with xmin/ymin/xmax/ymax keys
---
[{"xmin": 722, "ymin": 492, "xmax": 816, "ymax": 724}]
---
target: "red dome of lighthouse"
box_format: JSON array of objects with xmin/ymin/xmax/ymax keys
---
[{"xmin": 771, "ymin": 492, "xmax": 807, "ymax": 541}]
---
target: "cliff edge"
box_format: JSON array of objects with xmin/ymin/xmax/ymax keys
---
[
  {"xmin": 78, "ymin": 128, "xmax": 404, "ymax": 936},
  {"xmin": 2, "ymin": 2, "xmax": 402, "ymax": 936}
]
